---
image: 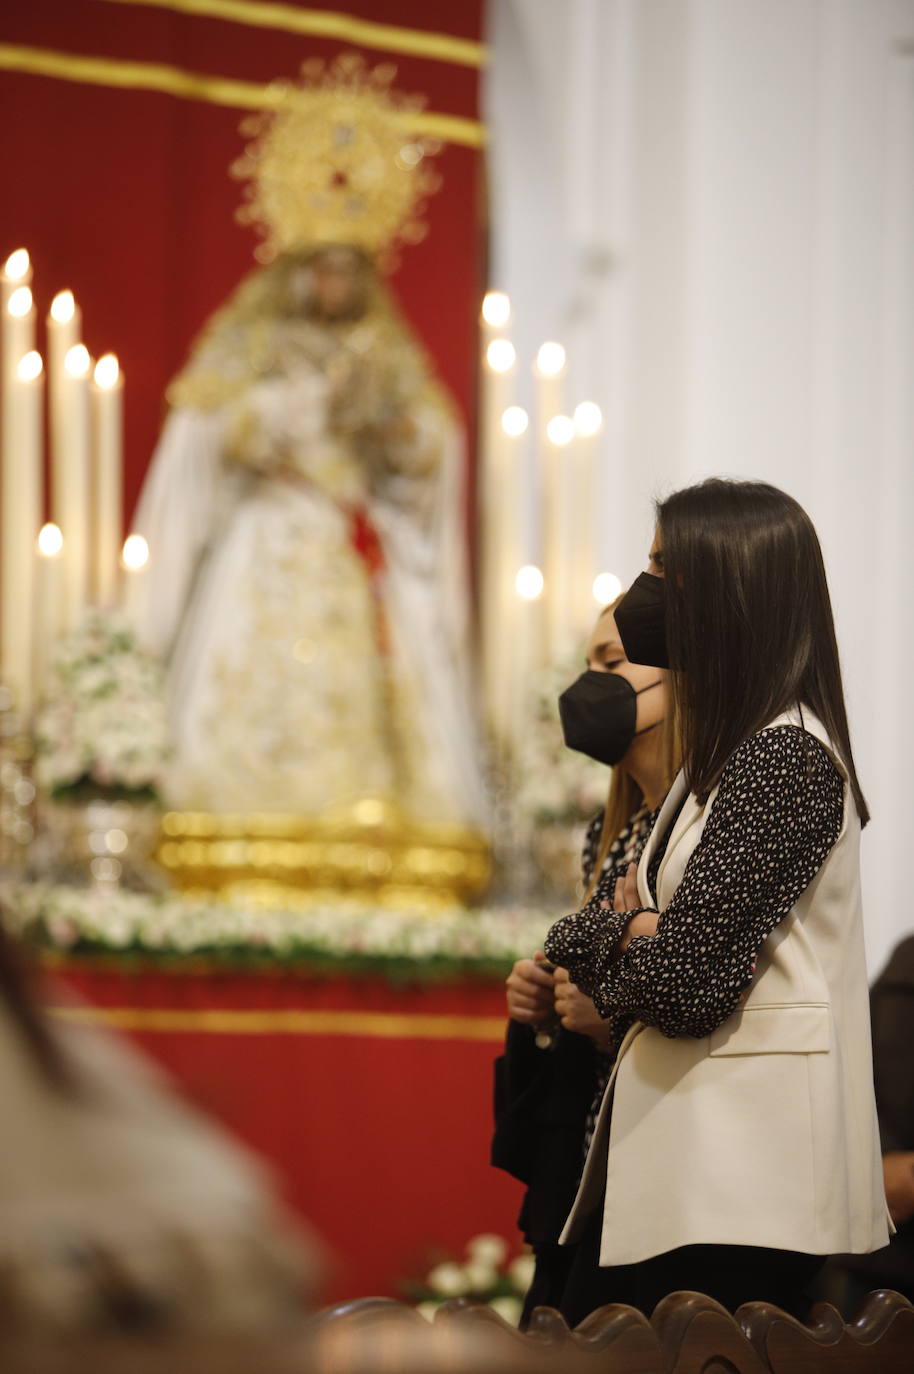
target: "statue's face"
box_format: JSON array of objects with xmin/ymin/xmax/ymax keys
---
[{"xmin": 305, "ymin": 247, "xmax": 370, "ymax": 320}]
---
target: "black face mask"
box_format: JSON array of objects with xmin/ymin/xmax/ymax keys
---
[
  {"xmin": 614, "ymin": 571, "xmax": 669, "ymax": 668},
  {"xmin": 559, "ymin": 670, "xmax": 662, "ymax": 767}
]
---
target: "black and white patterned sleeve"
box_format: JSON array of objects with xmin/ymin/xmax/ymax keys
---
[
  {"xmin": 580, "ymin": 811, "xmax": 605, "ymax": 888},
  {"xmin": 545, "ymin": 726, "xmax": 844, "ymax": 1039}
]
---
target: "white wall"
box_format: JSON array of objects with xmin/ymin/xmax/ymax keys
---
[{"xmin": 485, "ymin": 0, "xmax": 914, "ymax": 974}]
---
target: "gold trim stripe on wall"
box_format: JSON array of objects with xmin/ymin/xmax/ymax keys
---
[
  {"xmin": 49, "ymin": 1003, "xmax": 506, "ymax": 1042},
  {"xmin": 98, "ymin": 0, "xmax": 486, "ymax": 69},
  {"xmin": 0, "ymin": 44, "xmax": 485, "ymax": 148}
]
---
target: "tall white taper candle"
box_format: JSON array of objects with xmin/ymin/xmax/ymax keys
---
[
  {"xmin": 35, "ymin": 523, "xmax": 64, "ymax": 696},
  {"xmin": 479, "ymin": 292, "xmax": 516, "ymax": 744},
  {"xmin": 534, "ymin": 343, "xmax": 566, "ymax": 664},
  {"xmin": 121, "ymin": 533, "xmax": 150, "ymax": 627},
  {"xmin": 510, "ymin": 565, "xmax": 545, "ymax": 767},
  {"xmin": 58, "ymin": 343, "xmax": 92, "ymax": 631},
  {"xmin": 2, "ymin": 352, "xmax": 43, "ymax": 715},
  {"xmin": 573, "ymin": 401, "xmax": 603, "ymax": 630},
  {"xmin": 1, "ymin": 249, "xmax": 31, "ymax": 315},
  {"xmin": 48, "ymin": 290, "xmax": 81, "ymax": 489},
  {"xmin": 92, "ymin": 353, "xmax": 123, "ymax": 606},
  {"xmin": 543, "ymin": 413, "xmax": 576, "ymax": 664}
]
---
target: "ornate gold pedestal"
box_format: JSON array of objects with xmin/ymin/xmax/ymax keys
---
[{"xmin": 155, "ymin": 798, "xmax": 491, "ymax": 909}]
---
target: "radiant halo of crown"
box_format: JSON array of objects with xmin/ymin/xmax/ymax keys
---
[{"xmin": 231, "ymin": 53, "xmax": 444, "ymax": 268}]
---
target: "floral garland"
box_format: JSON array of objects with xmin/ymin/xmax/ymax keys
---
[
  {"xmin": 33, "ymin": 611, "xmax": 171, "ymax": 802},
  {"xmin": 2, "ymin": 883, "xmax": 554, "ymax": 982}
]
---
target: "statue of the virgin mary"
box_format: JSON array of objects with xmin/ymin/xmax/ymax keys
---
[{"xmin": 131, "ymin": 58, "xmax": 487, "ymax": 841}]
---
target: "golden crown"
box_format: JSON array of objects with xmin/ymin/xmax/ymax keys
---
[{"xmin": 231, "ymin": 53, "xmax": 443, "ymax": 268}]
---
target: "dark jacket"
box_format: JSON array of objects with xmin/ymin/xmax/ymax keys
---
[
  {"xmin": 835, "ymin": 935, "xmax": 914, "ymax": 1297},
  {"xmin": 491, "ymin": 1019, "xmax": 600, "ymax": 1245}
]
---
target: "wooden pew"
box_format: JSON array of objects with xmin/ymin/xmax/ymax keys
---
[{"xmin": 0, "ymin": 1289, "xmax": 910, "ymax": 1373}]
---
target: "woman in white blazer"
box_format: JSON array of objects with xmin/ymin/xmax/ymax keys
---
[{"xmin": 545, "ymin": 478, "xmax": 890, "ymax": 1323}]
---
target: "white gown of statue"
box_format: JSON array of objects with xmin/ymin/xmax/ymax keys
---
[{"xmin": 131, "ymin": 260, "xmax": 487, "ymax": 829}]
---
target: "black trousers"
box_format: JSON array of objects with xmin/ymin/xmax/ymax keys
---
[
  {"xmin": 558, "ymin": 1202, "xmax": 826, "ymax": 1328},
  {"xmin": 520, "ymin": 1242, "xmax": 577, "ymax": 1329}
]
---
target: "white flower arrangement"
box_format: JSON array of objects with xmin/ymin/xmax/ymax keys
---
[
  {"xmin": 2, "ymin": 882, "xmax": 552, "ymax": 979},
  {"xmin": 512, "ymin": 660, "xmax": 608, "ymax": 827},
  {"xmin": 34, "ymin": 611, "xmax": 171, "ymax": 802},
  {"xmin": 405, "ymin": 1234, "xmax": 534, "ymax": 1327}
]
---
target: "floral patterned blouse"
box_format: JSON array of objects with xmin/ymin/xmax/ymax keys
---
[{"xmin": 545, "ymin": 725, "xmax": 845, "ymax": 1049}]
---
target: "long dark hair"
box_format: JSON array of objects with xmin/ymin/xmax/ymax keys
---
[{"xmin": 657, "ymin": 478, "xmax": 869, "ymax": 825}]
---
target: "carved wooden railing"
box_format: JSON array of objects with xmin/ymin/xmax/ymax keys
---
[
  {"xmin": 0, "ymin": 1290, "xmax": 911, "ymax": 1373},
  {"xmin": 306, "ymin": 1289, "xmax": 914, "ymax": 1373}
]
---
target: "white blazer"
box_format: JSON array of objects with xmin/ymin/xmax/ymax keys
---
[{"xmin": 561, "ymin": 710, "xmax": 891, "ymax": 1266}]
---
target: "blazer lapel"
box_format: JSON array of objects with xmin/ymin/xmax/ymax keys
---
[
  {"xmin": 636, "ymin": 770, "xmax": 688, "ymax": 908},
  {"xmin": 653, "ymin": 789, "xmax": 708, "ymax": 908}
]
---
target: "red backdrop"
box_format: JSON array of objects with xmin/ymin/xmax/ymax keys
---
[
  {"xmin": 49, "ymin": 964, "xmax": 523, "ymax": 1305},
  {"xmin": 0, "ymin": 0, "xmax": 484, "ymax": 524}
]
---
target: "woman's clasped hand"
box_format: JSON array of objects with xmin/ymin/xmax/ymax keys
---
[{"xmin": 505, "ymin": 955, "xmax": 612, "ymax": 1049}]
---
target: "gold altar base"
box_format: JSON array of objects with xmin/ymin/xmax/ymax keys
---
[{"xmin": 155, "ymin": 798, "xmax": 492, "ymax": 907}]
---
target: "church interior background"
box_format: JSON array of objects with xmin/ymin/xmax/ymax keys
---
[{"xmin": 0, "ymin": 0, "xmax": 912, "ymax": 1316}]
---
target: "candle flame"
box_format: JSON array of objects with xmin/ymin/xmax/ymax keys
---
[
  {"xmin": 37, "ymin": 523, "xmax": 64, "ymax": 558},
  {"xmin": 7, "ymin": 286, "xmax": 33, "ymax": 318},
  {"xmin": 574, "ymin": 401, "xmax": 603, "ymax": 436},
  {"xmin": 4, "ymin": 249, "xmax": 30, "ymax": 281},
  {"xmin": 546, "ymin": 415, "xmax": 575, "ymax": 446},
  {"xmin": 17, "ymin": 351, "xmax": 43, "ymax": 383},
  {"xmin": 482, "ymin": 291, "xmax": 511, "ymax": 328},
  {"xmin": 593, "ymin": 572, "xmax": 622, "ymax": 605},
  {"xmin": 515, "ymin": 565, "xmax": 545, "ymax": 601},
  {"xmin": 50, "ymin": 290, "xmax": 76, "ymax": 324},
  {"xmin": 486, "ymin": 339, "xmax": 516, "ymax": 374},
  {"xmin": 501, "ymin": 405, "xmax": 529, "ymax": 437},
  {"xmin": 94, "ymin": 353, "xmax": 120, "ymax": 388},
  {"xmin": 536, "ymin": 342, "xmax": 566, "ymax": 378},
  {"xmin": 122, "ymin": 534, "xmax": 149, "ymax": 571},
  {"xmin": 64, "ymin": 344, "xmax": 91, "ymax": 377}
]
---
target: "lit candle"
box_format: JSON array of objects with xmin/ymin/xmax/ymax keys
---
[
  {"xmin": 57, "ymin": 343, "xmax": 92, "ymax": 631},
  {"xmin": 534, "ymin": 342, "xmax": 566, "ymax": 442},
  {"xmin": 479, "ymin": 302, "xmax": 516, "ymax": 743},
  {"xmin": 3, "ymin": 283, "xmax": 36, "ymax": 408},
  {"xmin": 491, "ymin": 404, "xmax": 530, "ymax": 747},
  {"xmin": 573, "ymin": 401, "xmax": 603, "ymax": 631},
  {"xmin": 510, "ymin": 564, "xmax": 545, "ymax": 765},
  {"xmin": 47, "ymin": 291, "xmax": 81, "ymax": 496},
  {"xmin": 121, "ymin": 532, "xmax": 149, "ymax": 624},
  {"xmin": 543, "ymin": 412, "xmax": 576, "ymax": 664},
  {"xmin": 2, "ymin": 351, "xmax": 43, "ymax": 714},
  {"xmin": 1, "ymin": 287, "xmax": 36, "ymax": 581},
  {"xmin": 92, "ymin": 353, "xmax": 123, "ymax": 606},
  {"xmin": 1, "ymin": 248, "xmax": 31, "ymax": 316},
  {"xmin": 592, "ymin": 572, "xmax": 622, "ymax": 606},
  {"xmin": 35, "ymin": 522, "xmax": 64, "ymax": 694}
]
